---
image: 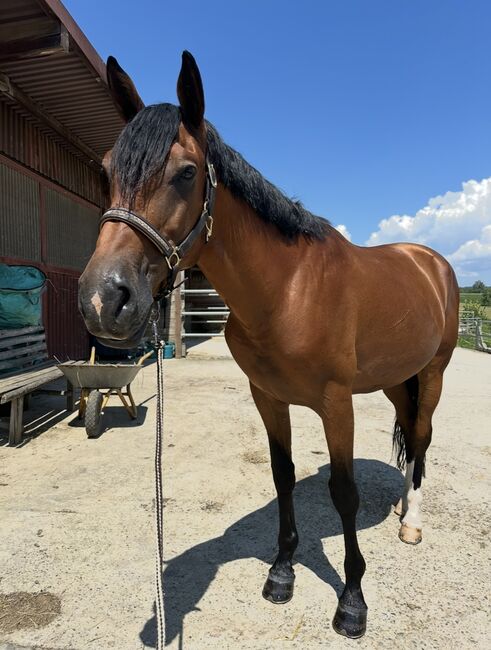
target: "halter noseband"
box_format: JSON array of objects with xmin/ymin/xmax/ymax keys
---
[{"xmin": 99, "ymin": 158, "xmax": 217, "ymax": 299}]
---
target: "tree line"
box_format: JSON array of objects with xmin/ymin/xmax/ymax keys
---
[{"xmin": 459, "ymin": 280, "xmax": 491, "ymax": 315}]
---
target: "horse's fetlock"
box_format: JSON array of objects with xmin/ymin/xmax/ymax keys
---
[{"xmin": 284, "ymin": 529, "xmax": 299, "ymax": 550}]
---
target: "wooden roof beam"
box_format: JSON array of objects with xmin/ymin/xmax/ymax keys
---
[
  {"xmin": 0, "ymin": 32, "xmax": 66, "ymax": 63},
  {"xmin": 0, "ymin": 70, "xmax": 101, "ymax": 167}
]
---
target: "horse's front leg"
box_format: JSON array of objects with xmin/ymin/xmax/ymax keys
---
[
  {"xmin": 321, "ymin": 382, "xmax": 367, "ymax": 638},
  {"xmin": 250, "ymin": 382, "xmax": 298, "ymax": 604}
]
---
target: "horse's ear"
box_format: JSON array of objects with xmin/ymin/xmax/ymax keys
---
[
  {"xmin": 177, "ymin": 51, "xmax": 205, "ymax": 129},
  {"xmin": 106, "ymin": 55, "xmax": 145, "ymax": 122}
]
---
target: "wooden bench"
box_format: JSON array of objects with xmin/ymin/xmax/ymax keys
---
[{"xmin": 0, "ymin": 326, "xmax": 75, "ymax": 445}]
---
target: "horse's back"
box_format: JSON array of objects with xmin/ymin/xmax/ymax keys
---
[
  {"xmin": 353, "ymin": 241, "xmax": 458, "ymax": 326},
  {"xmin": 384, "ymin": 242, "xmax": 457, "ymax": 304}
]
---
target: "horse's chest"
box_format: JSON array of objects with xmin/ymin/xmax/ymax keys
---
[{"xmin": 224, "ymin": 321, "xmax": 324, "ymax": 405}]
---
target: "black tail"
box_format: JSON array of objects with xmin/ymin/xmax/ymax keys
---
[
  {"xmin": 392, "ymin": 375, "xmax": 419, "ymax": 471},
  {"xmin": 392, "ymin": 420, "xmax": 407, "ymax": 471}
]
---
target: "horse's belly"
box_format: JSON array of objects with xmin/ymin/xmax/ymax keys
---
[
  {"xmin": 226, "ymin": 298, "xmax": 446, "ymax": 400},
  {"xmin": 353, "ymin": 328, "xmax": 442, "ymax": 393}
]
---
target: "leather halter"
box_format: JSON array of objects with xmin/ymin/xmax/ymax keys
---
[{"xmin": 99, "ymin": 158, "xmax": 217, "ymax": 299}]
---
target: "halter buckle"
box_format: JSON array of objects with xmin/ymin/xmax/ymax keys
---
[{"xmin": 165, "ymin": 248, "xmax": 181, "ymax": 270}]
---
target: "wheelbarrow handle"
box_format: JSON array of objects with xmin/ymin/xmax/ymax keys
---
[{"xmin": 137, "ymin": 350, "xmax": 155, "ymax": 366}]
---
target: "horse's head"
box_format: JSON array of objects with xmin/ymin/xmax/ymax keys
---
[{"xmin": 79, "ymin": 52, "xmax": 210, "ymax": 347}]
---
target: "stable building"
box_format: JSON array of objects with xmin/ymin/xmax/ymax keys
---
[
  {"xmin": 0, "ymin": 0, "xmax": 124, "ymax": 359},
  {"xmin": 0, "ymin": 0, "xmax": 229, "ymax": 361}
]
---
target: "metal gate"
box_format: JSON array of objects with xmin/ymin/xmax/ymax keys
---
[{"xmin": 167, "ymin": 268, "xmax": 230, "ymax": 357}]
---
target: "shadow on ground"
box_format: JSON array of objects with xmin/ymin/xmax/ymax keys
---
[
  {"xmin": 0, "ymin": 404, "xmax": 71, "ymax": 447},
  {"xmin": 0, "ymin": 393, "xmax": 151, "ymax": 446},
  {"xmin": 140, "ymin": 458, "xmax": 402, "ymax": 647},
  {"xmin": 67, "ymin": 404, "xmax": 150, "ymax": 437}
]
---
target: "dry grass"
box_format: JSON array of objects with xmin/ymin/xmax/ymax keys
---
[
  {"xmin": 0, "ymin": 591, "xmax": 61, "ymax": 633},
  {"xmin": 241, "ymin": 450, "xmax": 268, "ymax": 464}
]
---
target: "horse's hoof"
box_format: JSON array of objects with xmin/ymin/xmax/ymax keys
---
[
  {"xmin": 332, "ymin": 601, "xmax": 367, "ymax": 639},
  {"xmin": 262, "ymin": 573, "xmax": 294, "ymax": 604},
  {"xmin": 399, "ymin": 523, "xmax": 422, "ymax": 545},
  {"xmin": 393, "ymin": 498, "xmax": 404, "ymax": 517}
]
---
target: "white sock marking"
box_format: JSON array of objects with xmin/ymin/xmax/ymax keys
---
[{"xmin": 401, "ymin": 460, "xmax": 423, "ymax": 529}]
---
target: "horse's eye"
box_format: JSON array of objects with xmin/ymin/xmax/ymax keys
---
[{"xmin": 180, "ymin": 165, "xmax": 196, "ymax": 180}]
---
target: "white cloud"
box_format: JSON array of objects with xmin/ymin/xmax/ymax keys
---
[
  {"xmin": 335, "ymin": 224, "xmax": 351, "ymax": 241},
  {"xmin": 447, "ymin": 224, "xmax": 491, "ymax": 279},
  {"xmin": 449, "ymin": 224, "xmax": 491, "ymax": 261},
  {"xmin": 366, "ymin": 177, "xmax": 491, "ymax": 284}
]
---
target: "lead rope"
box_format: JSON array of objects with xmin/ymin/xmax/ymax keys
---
[{"xmin": 152, "ymin": 314, "xmax": 165, "ymax": 649}]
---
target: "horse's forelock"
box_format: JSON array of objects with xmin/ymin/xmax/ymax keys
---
[{"xmin": 110, "ymin": 103, "xmax": 181, "ymax": 207}]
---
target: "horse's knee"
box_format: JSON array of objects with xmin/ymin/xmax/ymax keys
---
[
  {"xmin": 274, "ymin": 466, "xmax": 295, "ymax": 494},
  {"xmin": 329, "ymin": 473, "xmax": 359, "ymax": 517},
  {"xmin": 269, "ymin": 438, "xmax": 296, "ymax": 493}
]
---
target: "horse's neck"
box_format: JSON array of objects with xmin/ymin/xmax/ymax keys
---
[{"xmin": 197, "ymin": 185, "xmax": 299, "ymax": 330}]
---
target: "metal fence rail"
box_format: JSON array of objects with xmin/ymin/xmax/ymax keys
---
[{"xmin": 181, "ymin": 287, "xmax": 230, "ymax": 350}]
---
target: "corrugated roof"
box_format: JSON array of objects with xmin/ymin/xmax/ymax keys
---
[{"xmin": 0, "ymin": 0, "xmax": 126, "ymax": 164}]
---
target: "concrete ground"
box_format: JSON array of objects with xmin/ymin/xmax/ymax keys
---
[
  {"xmin": 185, "ymin": 336, "xmax": 231, "ymax": 360},
  {"xmin": 0, "ymin": 346, "xmax": 489, "ymax": 650}
]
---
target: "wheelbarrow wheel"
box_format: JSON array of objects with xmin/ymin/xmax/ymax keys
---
[{"xmin": 85, "ymin": 390, "xmax": 104, "ymax": 438}]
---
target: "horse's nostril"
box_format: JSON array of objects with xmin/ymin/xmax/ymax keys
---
[{"xmin": 115, "ymin": 284, "xmax": 131, "ymax": 318}]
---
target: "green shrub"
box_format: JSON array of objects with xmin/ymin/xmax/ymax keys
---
[
  {"xmin": 461, "ymin": 298, "xmax": 487, "ymax": 319},
  {"xmin": 481, "ymin": 288, "xmax": 491, "ymax": 307}
]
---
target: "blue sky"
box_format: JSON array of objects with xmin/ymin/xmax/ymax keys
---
[{"xmin": 66, "ymin": 0, "xmax": 491, "ymax": 284}]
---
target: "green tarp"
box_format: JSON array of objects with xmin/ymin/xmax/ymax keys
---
[{"xmin": 0, "ymin": 264, "xmax": 46, "ymax": 329}]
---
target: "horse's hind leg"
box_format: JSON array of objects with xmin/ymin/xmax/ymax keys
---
[
  {"xmin": 385, "ymin": 356, "xmax": 449, "ymax": 545},
  {"xmin": 383, "ymin": 380, "xmax": 418, "ymax": 520},
  {"xmin": 250, "ymin": 382, "xmax": 298, "ymax": 604}
]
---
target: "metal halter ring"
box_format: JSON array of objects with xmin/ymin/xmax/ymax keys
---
[{"xmin": 207, "ymin": 161, "xmax": 217, "ymax": 188}]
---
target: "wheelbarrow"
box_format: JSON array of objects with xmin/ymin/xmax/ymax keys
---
[{"xmin": 58, "ymin": 347, "xmax": 153, "ymax": 438}]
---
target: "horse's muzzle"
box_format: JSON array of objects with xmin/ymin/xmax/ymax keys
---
[{"xmin": 78, "ymin": 268, "xmax": 153, "ymax": 347}]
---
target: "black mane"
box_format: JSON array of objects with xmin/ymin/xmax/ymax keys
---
[{"xmin": 110, "ymin": 103, "xmax": 331, "ymax": 240}]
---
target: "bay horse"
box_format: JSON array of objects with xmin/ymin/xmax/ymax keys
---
[{"xmin": 79, "ymin": 52, "xmax": 459, "ymax": 639}]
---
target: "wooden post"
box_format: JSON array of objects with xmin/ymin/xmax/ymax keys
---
[
  {"xmin": 475, "ymin": 320, "xmax": 487, "ymax": 351},
  {"xmin": 173, "ymin": 271, "xmax": 184, "ymax": 358},
  {"xmin": 66, "ymin": 380, "xmax": 75, "ymax": 412},
  {"xmin": 9, "ymin": 397, "xmax": 24, "ymax": 446}
]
